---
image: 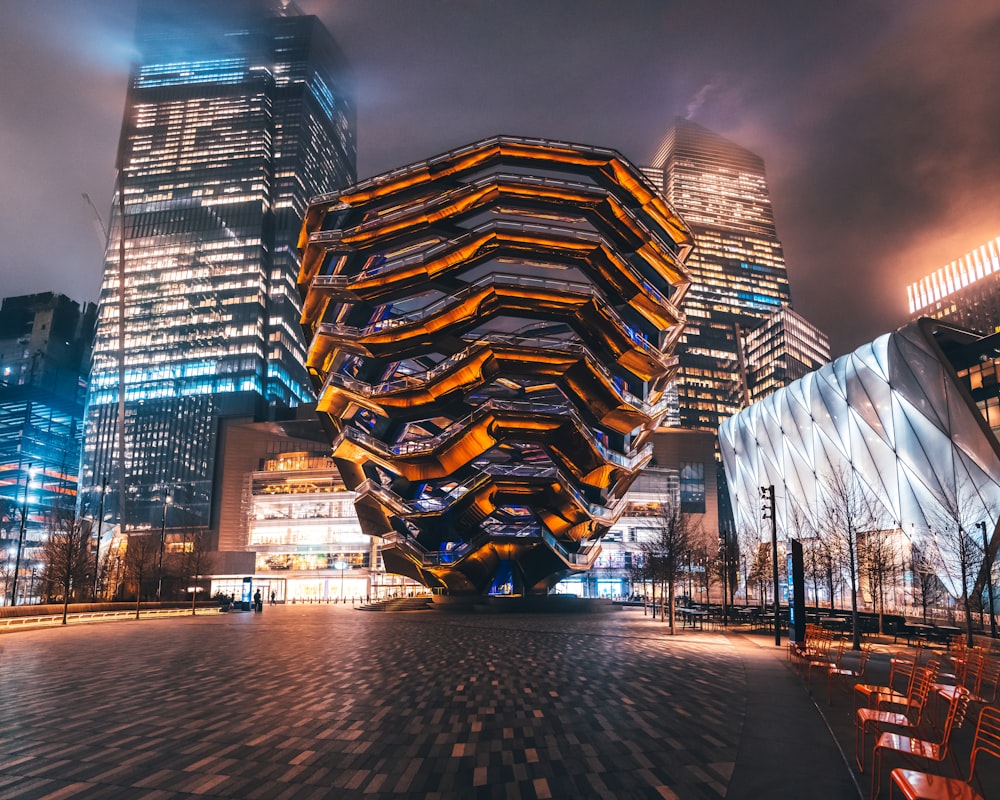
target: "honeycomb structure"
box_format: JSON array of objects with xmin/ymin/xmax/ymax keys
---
[{"xmin": 298, "ymin": 136, "xmax": 693, "ymax": 595}]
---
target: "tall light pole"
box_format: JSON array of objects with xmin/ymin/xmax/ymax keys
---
[
  {"xmin": 978, "ymin": 521, "xmax": 997, "ymax": 638},
  {"xmin": 760, "ymin": 485, "xmax": 780, "ymax": 646},
  {"xmin": 93, "ymin": 477, "xmax": 107, "ymax": 601},
  {"xmin": 155, "ymin": 493, "xmax": 169, "ymax": 601},
  {"xmin": 719, "ymin": 524, "xmax": 729, "ymax": 628},
  {"xmin": 334, "ymin": 560, "xmax": 347, "ymax": 600},
  {"xmin": 10, "ymin": 464, "xmax": 33, "ymax": 607}
]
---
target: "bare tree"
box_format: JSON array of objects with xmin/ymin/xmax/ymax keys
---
[
  {"xmin": 41, "ymin": 508, "xmax": 94, "ymax": 624},
  {"xmin": 910, "ymin": 542, "xmax": 944, "ymax": 623},
  {"xmin": 736, "ymin": 522, "xmax": 762, "ymax": 605},
  {"xmin": 928, "ymin": 482, "xmax": 989, "ymax": 648},
  {"xmin": 859, "ymin": 528, "xmax": 901, "ymax": 634},
  {"xmin": 176, "ymin": 528, "xmax": 214, "ymax": 613},
  {"xmin": 818, "ymin": 465, "xmax": 884, "ymax": 650},
  {"xmin": 0, "ymin": 496, "xmax": 17, "ymax": 536},
  {"xmin": 123, "ymin": 533, "xmax": 159, "ymax": 619},
  {"xmin": 747, "ymin": 540, "xmax": 772, "ymax": 609},
  {"xmin": 640, "ymin": 495, "xmax": 699, "ymax": 634}
]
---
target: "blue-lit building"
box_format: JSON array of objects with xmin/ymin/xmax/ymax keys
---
[
  {"xmin": 80, "ymin": 0, "xmax": 356, "ymax": 542},
  {"xmin": 1, "ymin": 293, "xmax": 96, "ymax": 605}
]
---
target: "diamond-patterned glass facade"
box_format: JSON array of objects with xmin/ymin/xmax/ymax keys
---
[{"xmin": 720, "ymin": 319, "xmax": 1000, "ymax": 598}]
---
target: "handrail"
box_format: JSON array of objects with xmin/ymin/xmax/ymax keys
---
[
  {"xmin": 380, "ymin": 521, "xmax": 599, "ymax": 569},
  {"xmin": 318, "ymin": 334, "xmax": 671, "ymax": 420},
  {"xmin": 355, "ymin": 461, "xmax": 625, "ymax": 522},
  {"xmin": 315, "ymin": 283, "xmax": 668, "ymax": 377},
  {"xmin": 333, "ymin": 397, "xmax": 651, "ymax": 472},
  {"xmin": 0, "ymin": 607, "xmax": 215, "ymax": 629},
  {"xmin": 308, "ymin": 217, "xmax": 682, "ymax": 322}
]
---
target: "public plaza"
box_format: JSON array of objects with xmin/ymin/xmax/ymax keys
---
[{"xmin": 2, "ymin": 604, "xmax": 997, "ymax": 799}]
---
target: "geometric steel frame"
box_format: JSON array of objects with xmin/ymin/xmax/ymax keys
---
[
  {"xmin": 720, "ymin": 318, "xmax": 1000, "ymax": 599},
  {"xmin": 298, "ymin": 135, "xmax": 693, "ymax": 594}
]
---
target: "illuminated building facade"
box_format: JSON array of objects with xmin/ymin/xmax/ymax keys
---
[
  {"xmin": 299, "ymin": 136, "xmax": 693, "ymax": 595},
  {"xmin": 1, "ymin": 293, "xmax": 96, "ymax": 604},
  {"xmin": 720, "ymin": 319, "xmax": 1000, "ymax": 601},
  {"xmin": 741, "ymin": 305, "xmax": 830, "ymax": 403},
  {"xmin": 557, "ymin": 428, "xmax": 718, "ymax": 598},
  {"xmin": 223, "ymin": 450, "xmax": 420, "ymax": 602},
  {"xmin": 907, "ymin": 236, "xmax": 1000, "ymax": 334},
  {"xmin": 80, "ymin": 1, "xmax": 355, "ymax": 536},
  {"xmin": 647, "ymin": 119, "xmax": 793, "ymax": 432}
]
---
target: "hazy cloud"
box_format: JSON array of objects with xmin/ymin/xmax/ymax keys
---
[{"xmin": 1, "ymin": 0, "xmax": 998, "ymax": 358}]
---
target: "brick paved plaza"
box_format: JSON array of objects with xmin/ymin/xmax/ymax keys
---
[{"xmin": 1, "ymin": 605, "xmax": 863, "ymax": 799}]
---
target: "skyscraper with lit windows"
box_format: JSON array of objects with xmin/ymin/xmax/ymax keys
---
[
  {"xmin": 907, "ymin": 236, "xmax": 1000, "ymax": 334},
  {"xmin": 646, "ymin": 119, "xmax": 793, "ymax": 432},
  {"xmin": 741, "ymin": 305, "xmax": 830, "ymax": 404},
  {"xmin": 80, "ymin": 0, "xmax": 355, "ymax": 535}
]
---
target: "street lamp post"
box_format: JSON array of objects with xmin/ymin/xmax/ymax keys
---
[
  {"xmin": 10, "ymin": 464, "xmax": 33, "ymax": 607},
  {"xmin": 720, "ymin": 525, "xmax": 729, "ymax": 629},
  {"xmin": 760, "ymin": 485, "xmax": 780, "ymax": 646},
  {"xmin": 978, "ymin": 521, "xmax": 997, "ymax": 638},
  {"xmin": 334, "ymin": 560, "xmax": 348, "ymax": 601},
  {"xmin": 155, "ymin": 493, "xmax": 169, "ymax": 601},
  {"xmin": 93, "ymin": 477, "xmax": 107, "ymax": 601}
]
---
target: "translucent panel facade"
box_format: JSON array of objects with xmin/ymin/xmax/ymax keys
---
[
  {"xmin": 720, "ymin": 319, "xmax": 1000, "ymax": 597},
  {"xmin": 80, "ymin": 3, "xmax": 355, "ymax": 532},
  {"xmin": 299, "ymin": 136, "xmax": 693, "ymax": 595}
]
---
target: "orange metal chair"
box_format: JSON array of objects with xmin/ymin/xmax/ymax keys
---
[
  {"xmin": 793, "ymin": 625, "xmax": 833, "ymax": 671},
  {"xmin": 808, "ymin": 639, "xmax": 846, "ymax": 693},
  {"xmin": 869, "ymin": 687, "xmax": 972, "ymax": 799},
  {"xmin": 855, "ymin": 663, "xmax": 938, "ymax": 772},
  {"xmin": 873, "ymin": 659, "xmax": 941, "ymax": 714},
  {"xmin": 856, "ymin": 651, "xmax": 919, "ymax": 714},
  {"xmin": 829, "ymin": 642, "xmax": 873, "ymax": 705},
  {"xmin": 889, "ymin": 704, "xmax": 1000, "ymax": 800},
  {"xmin": 969, "ymin": 655, "xmax": 1000, "ymax": 706}
]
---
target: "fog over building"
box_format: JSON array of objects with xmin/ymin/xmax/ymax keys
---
[
  {"xmin": 79, "ymin": 0, "xmax": 356, "ymax": 541},
  {"xmin": 646, "ymin": 119, "xmax": 794, "ymax": 433},
  {"xmin": 907, "ymin": 235, "xmax": 1000, "ymax": 335}
]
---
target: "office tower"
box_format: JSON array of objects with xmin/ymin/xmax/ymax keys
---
[
  {"xmin": 741, "ymin": 305, "xmax": 830, "ymax": 403},
  {"xmin": 907, "ymin": 236, "xmax": 1000, "ymax": 334},
  {"xmin": 80, "ymin": 1, "xmax": 356, "ymax": 536},
  {"xmin": 647, "ymin": 118, "xmax": 793, "ymax": 432},
  {"xmin": 1, "ymin": 293, "xmax": 96, "ymax": 604},
  {"xmin": 299, "ymin": 136, "xmax": 693, "ymax": 595}
]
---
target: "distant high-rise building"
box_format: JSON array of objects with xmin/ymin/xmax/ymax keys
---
[
  {"xmin": 80, "ymin": 0, "xmax": 356, "ymax": 537},
  {"xmin": 647, "ymin": 119, "xmax": 793, "ymax": 432},
  {"xmin": 741, "ymin": 305, "xmax": 830, "ymax": 404},
  {"xmin": 1, "ymin": 293, "xmax": 96, "ymax": 604},
  {"xmin": 907, "ymin": 236, "xmax": 1000, "ymax": 334}
]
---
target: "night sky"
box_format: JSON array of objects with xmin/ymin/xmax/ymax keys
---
[{"xmin": 2, "ymin": 0, "xmax": 999, "ymax": 358}]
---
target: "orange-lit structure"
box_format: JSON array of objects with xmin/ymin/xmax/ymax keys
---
[{"xmin": 298, "ymin": 136, "xmax": 693, "ymax": 595}]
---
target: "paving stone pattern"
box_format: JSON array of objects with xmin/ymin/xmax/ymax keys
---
[{"xmin": 0, "ymin": 606, "xmax": 784, "ymax": 799}]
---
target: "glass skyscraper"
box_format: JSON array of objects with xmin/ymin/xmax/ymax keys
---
[
  {"xmin": 646, "ymin": 119, "xmax": 793, "ymax": 433},
  {"xmin": 80, "ymin": 0, "xmax": 355, "ymax": 534},
  {"xmin": 1, "ymin": 294, "xmax": 96, "ymax": 604}
]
